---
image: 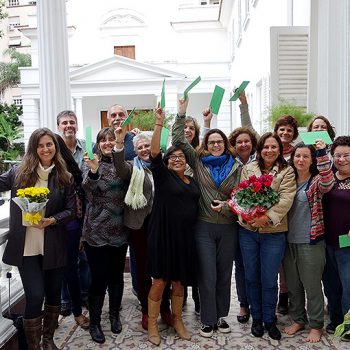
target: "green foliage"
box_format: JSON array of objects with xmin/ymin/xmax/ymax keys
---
[
  {"xmin": 268, "ymin": 100, "xmax": 314, "ymax": 128},
  {"xmin": 0, "ymin": 48, "xmax": 32, "ymax": 96},
  {"xmin": 236, "ymin": 187, "xmax": 279, "ymax": 209},
  {"xmin": 0, "ymin": 0, "xmax": 8, "ymax": 38},
  {"xmin": 0, "ymin": 103, "xmax": 24, "ymax": 162},
  {"xmin": 131, "ymin": 110, "xmax": 174, "ymax": 130},
  {"xmin": 334, "ymin": 311, "xmax": 350, "ymax": 341}
]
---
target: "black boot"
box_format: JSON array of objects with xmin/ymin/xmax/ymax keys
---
[
  {"xmin": 88, "ymin": 295, "xmax": 105, "ymax": 343},
  {"xmin": 108, "ymin": 283, "xmax": 123, "ymax": 334}
]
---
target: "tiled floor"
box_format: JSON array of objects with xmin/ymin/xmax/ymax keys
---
[{"xmin": 53, "ymin": 274, "xmax": 347, "ymax": 350}]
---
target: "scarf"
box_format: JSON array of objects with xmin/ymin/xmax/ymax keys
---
[
  {"xmin": 283, "ymin": 144, "xmax": 294, "ymax": 156},
  {"xmin": 124, "ymin": 156, "xmax": 151, "ymax": 210},
  {"xmin": 201, "ymin": 154, "xmax": 235, "ymax": 189}
]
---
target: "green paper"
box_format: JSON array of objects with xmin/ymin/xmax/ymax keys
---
[
  {"xmin": 160, "ymin": 127, "xmax": 169, "ymax": 153},
  {"xmin": 230, "ymin": 81, "xmax": 250, "ymax": 101},
  {"xmin": 85, "ymin": 126, "xmax": 94, "ymax": 160},
  {"xmin": 160, "ymin": 79, "xmax": 165, "ymax": 109},
  {"xmin": 210, "ymin": 85, "xmax": 225, "ymax": 115},
  {"xmin": 121, "ymin": 107, "xmax": 135, "ymax": 127},
  {"xmin": 183, "ymin": 76, "xmax": 201, "ymax": 101},
  {"xmin": 339, "ymin": 234, "xmax": 350, "ymax": 248},
  {"xmin": 299, "ymin": 131, "xmax": 333, "ymax": 145}
]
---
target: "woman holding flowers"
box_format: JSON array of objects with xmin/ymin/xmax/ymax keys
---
[
  {"xmin": 172, "ymin": 97, "xmax": 241, "ymax": 338},
  {"xmin": 0, "ymin": 128, "xmax": 75, "ymax": 350},
  {"xmin": 237, "ymin": 132, "xmax": 296, "ymax": 341},
  {"xmin": 282, "ymin": 141, "xmax": 334, "ymax": 343}
]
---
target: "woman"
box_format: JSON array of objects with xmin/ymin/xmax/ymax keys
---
[
  {"xmin": 282, "ymin": 141, "xmax": 334, "ymax": 343},
  {"xmin": 172, "ymin": 98, "xmax": 241, "ymax": 338},
  {"xmin": 113, "ymin": 130, "xmax": 157, "ymax": 330},
  {"xmin": 54, "ymin": 134, "xmax": 89, "ymax": 330},
  {"xmin": 82, "ymin": 127, "xmax": 128, "ymax": 344},
  {"xmin": 0, "ymin": 128, "xmax": 75, "ymax": 350},
  {"xmin": 307, "ymin": 115, "xmax": 336, "ymax": 141},
  {"xmin": 228, "ymin": 127, "xmax": 258, "ymax": 324},
  {"xmin": 238, "ymin": 132, "xmax": 296, "ymax": 341},
  {"xmin": 147, "ymin": 106, "xmax": 199, "ymax": 346},
  {"xmin": 322, "ymin": 136, "xmax": 350, "ymax": 342}
]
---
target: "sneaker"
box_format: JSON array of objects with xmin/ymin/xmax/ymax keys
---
[
  {"xmin": 200, "ymin": 324, "xmax": 213, "ymax": 338},
  {"xmin": 326, "ymin": 322, "xmax": 339, "ymax": 334},
  {"xmin": 216, "ymin": 318, "xmax": 231, "ymax": 333}
]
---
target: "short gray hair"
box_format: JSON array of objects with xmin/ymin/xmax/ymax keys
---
[
  {"xmin": 133, "ymin": 133, "xmax": 151, "ymax": 151},
  {"xmin": 56, "ymin": 110, "xmax": 77, "ymax": 125}
]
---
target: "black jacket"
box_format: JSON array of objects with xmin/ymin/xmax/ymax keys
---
[{"xmin": 0, "ymin": 166, "xmax": 75, "ymax": 269}]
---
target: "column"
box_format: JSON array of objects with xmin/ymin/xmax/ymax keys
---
[
  {"xmin": 74, "ymin": 97, "xmax": 84, "ymax": 139},
  {"xmin": 37, "ymin": 0, "xmax": 71, "ymax": 131}
]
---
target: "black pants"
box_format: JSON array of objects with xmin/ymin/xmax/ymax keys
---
[
  {"xmin": 83, "ymin": 243, "xmax": 127, "ymax": 298},
  {"xmin": 18, "ymin": 255, "xmax": 63, "ymax": 318}
]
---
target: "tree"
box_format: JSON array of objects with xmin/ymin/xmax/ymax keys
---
[
  {"xmin": 0, "ymin": 48, "xmax": 32, "ymax": 98},
  {"xmin": 0, "ymin": 103, "xmax": 24, "ymax": 171}
]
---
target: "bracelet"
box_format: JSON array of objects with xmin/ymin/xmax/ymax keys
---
[
  {"xmin": 155, "ymin": 123, "xmax": 163, "ymax": 127},
  {"xmin": 115, "ymin": 140, "xmax": 124, "ymax": 144}
]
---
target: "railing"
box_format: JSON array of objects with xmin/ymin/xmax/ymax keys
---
[{"xmin": 0, "ymin": 201, "xmax": 24, "ymax": 346}]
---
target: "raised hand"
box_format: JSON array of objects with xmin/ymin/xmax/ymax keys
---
[
  {"xmin": 238, "ymin": 91, "xmax": 247, "ymax": 105},
  {"xmin": 202, "ymin": 107, "xmax": 213, "ymax": 128},
  {"xmin": 314, "ymin": 139, "xmax": 326, "ymax": 150},
  {"xmin": 83, "ymin": 152, "xmax": 99, "ymax": 171},
  {"xmin": 178, "ymin": 97, "xmax": 189, "ymax": 116}
]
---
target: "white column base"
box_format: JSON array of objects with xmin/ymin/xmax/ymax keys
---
[{"xmin": 0, "ymin": 317, "xmax": 16, "ymax": 348}]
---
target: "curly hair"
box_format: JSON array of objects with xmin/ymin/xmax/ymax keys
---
[
  {"xmin": 228, "ymin": 127, "xmax": 257, "ymax": 155},
  {"xmin": 331, "ymin": 136, "xmax": 350, "ymax": 155},
  {"xmin": 307, "ymin": 115, "xmax": 336, "ymax": 141},
  {"xmin": 256, "ymin": 132, "xmax": 288, "ymax": 171},
  {"xmin": 197, "ymin": 129, "xmax": 236, "ymax": 157},
  {"xmin": 15, "ymin": 128, "xmax": 70, "ymax": 188},
  {"xmin": 274, "ymin": 115, "xmax": 299, "ymax": 141}
]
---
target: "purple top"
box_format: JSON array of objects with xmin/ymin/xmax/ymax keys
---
[{"xmin": 323, "ymin": 174, "xmax": 350, "ymax": 248}]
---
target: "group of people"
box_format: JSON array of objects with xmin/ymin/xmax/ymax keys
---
[{"xmin": 0, "ymin": 93, "xmax": 349, "ymax": 349}]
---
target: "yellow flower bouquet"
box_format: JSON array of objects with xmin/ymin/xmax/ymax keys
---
[{"xmin": 13, "ymin": 187, "xmax": 50, "ymax": 226}]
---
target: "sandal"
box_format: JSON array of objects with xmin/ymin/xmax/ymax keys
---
[{"xmin": 75, "ymin": 314, "xmax": 90, "ymax": 330}]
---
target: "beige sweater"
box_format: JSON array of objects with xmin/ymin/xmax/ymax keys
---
[{"xmin": 24, "ymin": 163, "xmax": 54, "ymax": 256}]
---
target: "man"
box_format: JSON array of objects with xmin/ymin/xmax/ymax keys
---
[
  {"xmin": 57, "ymin": 110, "xmax": 86, "ymax": 169},
  {"xmin": 56, "ymin": 110, "xmax": 90, "ymax": 328},
  {"xmin": 107, "ymin": 104, "xmax": 138, "ymax": 161}
]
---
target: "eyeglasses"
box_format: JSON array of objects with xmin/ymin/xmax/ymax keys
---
[
  {"xmin": 169, "ymin": 154, "xmax": 186, "ymax": 161},
  {"xmin": 207, "ymin": 140, "xmax": 224, "ymax": 146},
  {"xmin": 333, "ymin": 153, "xmax": 350, "ymax": 160}
]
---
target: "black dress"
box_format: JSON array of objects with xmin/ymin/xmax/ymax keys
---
[{"xmin": 147, "ymin": 153, "xmax": 199, "ymax": 286}]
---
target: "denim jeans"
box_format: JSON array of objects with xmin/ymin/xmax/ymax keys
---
[
  {"xmin": 234, "ymin": 238, "xmax": 249, "ymax": 309},
  {"xmin": 239, "ymin": 226, "xmax": 286, "ymax": 323},
  {"xmin": 323, "ymin": 245, "xmax": 350, "ymax": 325}
]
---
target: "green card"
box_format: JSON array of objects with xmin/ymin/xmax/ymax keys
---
[
  {"xmin": 299, "ymin": 131, "xmax": 333, "ymax": 145},
  {"xmin": 160, "ymin": 79, "xmax": 165, "ymax": 109},
  {"xmin": 160, "ymin": 127, "xmax": 169, "ymax": 153},
  {"xmin": 230, "ymin": 81, "xmax": 250, "ymax": 101},
  {"xmin": 121, "ymin": 107, "xmax": 135, "ymax": 127},
  {"xmin": 339, "ymin": 234, "xmax": 350, "ymax": 248},
  {"xmin": 210, "ymin": 85, "xmax": 225, "ymax": 115},
  {"xmin": 183, "ymin": 76, "xmax": 201, "ymax": 101},
  {"xmin": 85, "ymin": 126, "xmax": 94, "ymax": 160}
]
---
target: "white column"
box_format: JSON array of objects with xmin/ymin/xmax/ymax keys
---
[
  {"xmin": 74, "ymin": 97, "xmax": 84, "ymax": 139},
  {"xmin": 37, "ymin": 0, "xmax": 71, "ymax": 131},
  {"xmin": 308, "ymin": 0, "xmax": 349, "ymax": 135}
]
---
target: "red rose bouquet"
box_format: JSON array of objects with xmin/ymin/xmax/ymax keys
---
[{"xmin": 228, "ymin": 174, "xmax": 279, "ymax": 222}]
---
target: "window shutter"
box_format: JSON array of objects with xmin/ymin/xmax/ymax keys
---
[{"xmin": 270, "ymin": 26, "xmax": 308, "ymax": 108}]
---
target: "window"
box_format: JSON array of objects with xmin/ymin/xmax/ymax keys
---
[
  {"xmin": 7, "ymin": 0, "xmax": 19, "ymax": 6},
  {"xmin": 13, "ymin": 97, "xmax": 22, "ymax": 106},
  {"xmin": 114, "ymin": 45, "xmax": 135, "ymax": 59},
  {"xmin": 8, "ymin": 16, "xmax": 20, "ymax": 28},
  {"xmin": 200, "ymin": 0, "xmax": 220, "ymax": 5}
]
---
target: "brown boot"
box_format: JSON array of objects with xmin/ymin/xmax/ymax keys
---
[
  {"xmin": 171, "ymin": 295, "xmax": 191, "ymax": 340},
  {"xmin": 42, "ymin": 304, "xmax": 60, "ymax": 350},
  {"xmin": 148, "ymin": 297, "xmax": 161, "ymax": 346},
  {"xmin": 23, "ymin": 316, "xmax": 42, "ymax": 350}
]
